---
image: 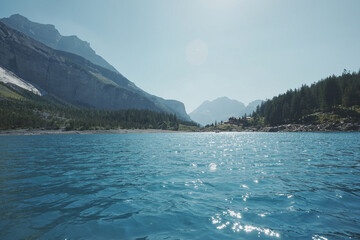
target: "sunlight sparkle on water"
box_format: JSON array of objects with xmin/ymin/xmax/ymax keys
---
[
  {"xmin": 209, "ymin": 163, "xmax": 217, "ymax": 171},
  {"xmin": 1, "ymin": 133, "xmax": 359, "ymax": 239},
  {"xmin": 211, "ymin": 210, "xmax": 280, "ymax": 238},
  {"xmin": 312, "ymin": 235, "xmax": 328, "ymax": 240}
]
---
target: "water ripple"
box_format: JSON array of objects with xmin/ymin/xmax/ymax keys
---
[{"xmin": 0, "ymin": 132, "xmax": 359, "ymax": 239}]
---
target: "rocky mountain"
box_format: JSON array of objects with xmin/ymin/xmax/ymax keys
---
[
  {"xmin": 0, "ymin": 21, "xmax": 191, "ymax": 121},
  {"xmin": 189, "ymin": 97, "xmax": 262, "ymax": 126},
  {"xmin": 1, "ymin": 14, "xmax": 118, "ymax": 73},
  {"xmin": 0, "ymin": 66, "xmax": 42, "ymax": 96}
]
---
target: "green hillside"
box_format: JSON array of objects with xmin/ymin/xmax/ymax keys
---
[
  {"xmin": 0, "ymin": 83, "xmax": 197, "ymax": 131},
  {"xmin": 255, "ymin": 70, "xmax": 360, "ymax": 126},
  {"xmin": 204, "ymin": 70, "xmax": 360, "ymax": 131}
]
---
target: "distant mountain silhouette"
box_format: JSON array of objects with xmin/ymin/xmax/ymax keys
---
[
  {"xmin": 245, "ymin": 99, "xmax": 263, "ymax": 115},
  {"xmin": 190, "ymin": 97, "xmax": 262, "ymax": 126},
  {"xmin": 0, "ymin": 21, "xmax": 191, "ymax": 121}
]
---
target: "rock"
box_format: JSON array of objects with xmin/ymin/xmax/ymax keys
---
[
  {"xmin": 1, "ymin": 14, "xmax": 118, "ymax": 73},
  {"xmin": 255, "ymin": 122, "xmax": 359, "ymax": 132},
  {"xmin": 0, "ymin": 22, "xmax": 192, "ymax": 121}
]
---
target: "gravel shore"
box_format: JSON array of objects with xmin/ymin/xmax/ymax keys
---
[{"xmin": 0, "ymin": 129, "xmax": 182, "ymax": 136}]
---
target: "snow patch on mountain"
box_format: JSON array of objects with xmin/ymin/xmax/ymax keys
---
[{"xmin": 0, "ymin": 66, "xmax": 42, "ymax": 96}]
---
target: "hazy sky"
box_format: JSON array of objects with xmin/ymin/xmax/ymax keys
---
[{"xmin": 1, "ymin": 0, "xmax": 360, "ymax": 112}]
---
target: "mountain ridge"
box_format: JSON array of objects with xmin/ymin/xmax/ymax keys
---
[
  {"xmin": 0, "ymin": 14, "xmax": 119, "ymax": 73},
  {"xmin": 0, "ymin": 21, "xmax": 191, "ymax": 121},
  {"xmin": 189, "ymin": 97, "xmax": 262, "ymax": 126},
  {"xmin": 0, "ymin": 16, "xmax": 191, "ymax": 121}
]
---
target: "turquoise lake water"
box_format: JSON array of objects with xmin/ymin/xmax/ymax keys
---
[{"xmin": 0, "ymin": 132, "xmax": 359, "ymax": 240}]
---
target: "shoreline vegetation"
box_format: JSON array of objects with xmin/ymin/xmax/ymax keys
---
[
  {"xmin": 1, "ymin": 121, "xmax": 359, "ymax": 136},
  {"xmin": 202, "ymin": 70, "xmax": 360, "ymax": 133},
  {"xmin": 1, "ymin": 70, "xmax": 359, "ymax": 134},
  {"xmin": 0, "ymin": 82, "xmax": 200, "ymax": 132},
  {"xmin": 200, "ymin": 122, "xmax": 360, "ymax": 133},
  {"xmin": 0, "ymin": 129, "xmax": 182, "ymax": 136}
]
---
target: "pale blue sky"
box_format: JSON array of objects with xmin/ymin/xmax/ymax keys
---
[{"xmin": 1, "ymin": 0, "xmax": 360, "ymax": 112}]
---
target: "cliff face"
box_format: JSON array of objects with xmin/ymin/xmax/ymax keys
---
[
  {"xmin": 160, "ymin": 99, "xmax": 189, "ymax": 121},
  {"xmin": 0, "ymin": 22, "xmax": 159, "ymax": 111},
  {"xmin": 0, "ymin": 66, "xmax": 42, "ymax": 96},
  {"xmin": 0, "ymin": 14, "xmax": 118, "ymax": 73},
  {"xmin": 0, "ymin": 15, "xmax": 192, "ymax": 121}
]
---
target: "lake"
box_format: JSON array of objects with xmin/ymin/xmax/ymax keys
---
[{"xmin": 0, "ymin": 132, "xmax": 359, "ymax": 239}]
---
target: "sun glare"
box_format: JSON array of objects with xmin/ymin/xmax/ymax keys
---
[{"xmin": 202, "ymin": 0, "xmax": 238, "ymax": 11}]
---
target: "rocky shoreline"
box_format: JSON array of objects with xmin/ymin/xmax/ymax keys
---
[
  {"xmin": 244, "ymin": 122, "xmax": 360, "ymax": 132},
  {"xmin": 199, "ymin": 122, "xmax": 360, "ymax": 133},
  {"xmin": 1, "ymin": 122, "xmax": 359, "ymax": 136}
]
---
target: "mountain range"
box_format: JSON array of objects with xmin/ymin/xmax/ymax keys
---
[
  {"xmin": 1, "ymin": 14, "xmax": 118, "ymax": 73},
  {"xmin": 0, "ymin": 14, "xmax": 191, "ymax": 121},
  {"xmin": 189, "ymin": 97, "xmax": 262, "ymax": 126}
]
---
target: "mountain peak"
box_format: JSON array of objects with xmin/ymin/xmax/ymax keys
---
[
  {"xmin": 0, "ymin": 20, "xmax": 192, "ymax": 122},
  {"xmin": 6, "ymin": 14, "xmax": 58, "ymax": 33},
  {"xmin": 190, "ymin": 97, "xmax": 262, "ymax": 126},
  {"xmin": 8, "ymin": 13, "xmax": 27, "ymax": 21},
  {"xmin": 1, "ymin": 14, "xmax": 117, "ymax": 73},
  {"xmin": 218, "ymin": 96, "xmax": 230, "ymax": 100}
]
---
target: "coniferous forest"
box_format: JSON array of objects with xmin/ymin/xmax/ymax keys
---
[
  {"xmin": 254, "ymin": 70, "xmax": 360, "ymax": 126},
  {"xmin": 1, "ymin": 70, "xmax": 360, "ymax": 131},
  {"xmin": 0, "ymin": 83, "xmax": 197, "ymax": 131},
  {"xmin": 211, "ymin": 70, "xmax": 360, "ymax": 131}
]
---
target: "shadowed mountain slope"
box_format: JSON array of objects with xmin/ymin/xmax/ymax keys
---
[
  {"xmin": 1, "ymin": 14, "xmax": 118, "ymax": 73},
  {"xmin": 0, "ymin": 21, "xmax": 191, "ymax": 121}
]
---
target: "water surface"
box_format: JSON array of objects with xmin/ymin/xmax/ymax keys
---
[{"xmin": 0, "ymin": 132, "xmax": 359, "ymax": 239}]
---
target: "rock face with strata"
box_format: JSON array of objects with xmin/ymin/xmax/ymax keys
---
[
  {"xmin": 0, "ymin": 22, "xmax": 158, "ymax": 110},
  {"xmin": 0, "ymin": 21, "xmax": 191, "ymax": 121},
  {"xmin": 1, "ymin": 14, "xmax": 118, "ymax": 73}
]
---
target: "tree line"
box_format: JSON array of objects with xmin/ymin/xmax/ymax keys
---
[
  {"xmin": 253, "ymin": 70, "xmax": 360, "ymax": 126},
  {"xmin": 0, "ymin": 89, "xmax": 197, "ymax": 130},
  {"xmin": 220, "ymin": 70, "xmax": 360, "ymax": 128}
]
